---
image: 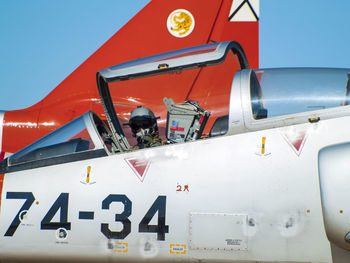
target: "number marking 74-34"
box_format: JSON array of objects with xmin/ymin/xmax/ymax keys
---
[{"xmin": 4, "ymin": 192, "xmax": 169, "ymax": 241}]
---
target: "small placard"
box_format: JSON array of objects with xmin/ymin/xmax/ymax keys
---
[
  {"xmin": 114, "ymin": 242, "xmax": 128, "ymax": 253},
  {"xmin": 189, "ymin": 213, "xmax": 248, "ymax": 251},
  {"xmin": 170, "ymin": 244, "xmax": 187, "ymax": 254}
]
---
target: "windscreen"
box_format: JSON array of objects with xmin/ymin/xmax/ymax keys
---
[
  {"xmin": 9, "ymin": 113, "xmax": 97, "ymax": 165},
  {"xmin": 251, "ymin": 68, "xmax": 350, "ymax": 119}
]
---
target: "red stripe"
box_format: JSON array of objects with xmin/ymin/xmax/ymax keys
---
[
  {"xmin": 0, "ymin": 152, "xmax": 4, "ymax": 162},
  {"xmin": 170, "ymin": 127, "xmax": 185, "ymax": 132},
  {"xmin": 0, "ymin": 174, "xmax": 4, "ymax": 212}
]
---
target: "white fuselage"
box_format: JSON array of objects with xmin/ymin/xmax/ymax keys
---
[{"xmin": 2, "ymin": 114, "xmax": 350, "ymax": 263}]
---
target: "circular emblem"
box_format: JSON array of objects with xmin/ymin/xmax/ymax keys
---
[
  {"xmin": 167, "ymin": 9, "xmax": 195, "ymax": 38},
  {"xmin": 56, "ymin": 227, "xmax": 68, "ymax": 240},
  {"xmin": 19, "ymin": 210, "xmax": 28, "ymax": 222}
]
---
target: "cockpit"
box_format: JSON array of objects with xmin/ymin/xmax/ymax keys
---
[
  {"xmin": 251, "ymin": 68, "xmax": 350, "ymax": 118},
  {"xmin": 3, "ymin": 112, "xmax": 113, "ymax": 172},
  {"xmin": 1, "ymin": 41, "xmax": 350, "ymax": 173}
]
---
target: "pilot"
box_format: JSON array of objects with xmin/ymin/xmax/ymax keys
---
[{"xmin": 127, "ymin": 106, "xmax": 163, "ymax": 150}]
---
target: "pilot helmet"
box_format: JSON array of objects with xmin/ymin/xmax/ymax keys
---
[{"xmin": 129, "ymin": 106, "xmax": 158, "ymax": 137}]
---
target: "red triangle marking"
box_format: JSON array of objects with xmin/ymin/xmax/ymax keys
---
[
  {"xmin": 282, "ymin": 129, "xmax": 308, "ymax": 156},
  {"xmin": 125, "ymin": 157, "xmax": 150, "ymax": 182}
]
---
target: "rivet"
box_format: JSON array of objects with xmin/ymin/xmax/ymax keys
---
[{"xmin": 340, "ymin": 210, "xmax": 343, "ymax": 214}]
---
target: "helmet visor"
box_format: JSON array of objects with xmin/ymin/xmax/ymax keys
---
[{"xmin": 129, "ymin": 117, "xmax": 156, "ymax": 131}]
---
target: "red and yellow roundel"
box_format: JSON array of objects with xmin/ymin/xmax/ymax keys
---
[{"xmin": 167, "ymin": 9, "xmax": 195, "ymax": 38}]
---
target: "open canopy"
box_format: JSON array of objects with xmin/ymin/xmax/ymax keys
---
[
  {"xmin": 98, "ymin": 41, "xmax": 248, "ymax": 82},
  {"xmin": 96, "ymin": 41, "xmax": 249, "ymax": 152}
]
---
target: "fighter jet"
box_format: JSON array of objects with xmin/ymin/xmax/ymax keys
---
[{"xmin": 1, "ymin": 41, "xmax": 349, "ymax": 263}]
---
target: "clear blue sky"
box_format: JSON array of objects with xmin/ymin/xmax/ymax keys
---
[{"xmin": 1, "ymin": 0, "xmax": 350, "ymax": 110}]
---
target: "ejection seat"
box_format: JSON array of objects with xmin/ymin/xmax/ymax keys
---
[{"xmin": 163, "ymin": 98, "xmax": 210, "ymax": 143}]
